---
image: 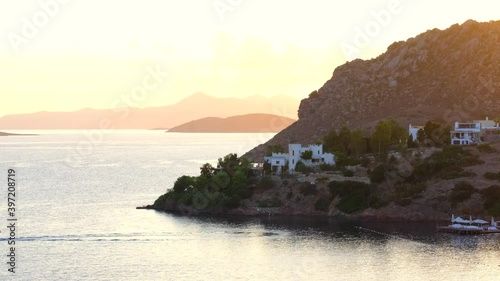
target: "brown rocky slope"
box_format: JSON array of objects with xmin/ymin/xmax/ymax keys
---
[{"xmin": 246, "ymin": 20, "xmax": 500, "ymax": 160}]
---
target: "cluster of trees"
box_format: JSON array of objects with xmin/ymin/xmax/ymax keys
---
[
  {"xmin": 154, "ymin": 153, "xmax": 254, "ymax": 210},
  {"xmin": 407, "ymin": 120, "xmax": 451, "ymax": 148},
  {"xmin": 322, "ymin": 119, "xmax": 407, "ymax": 162}
]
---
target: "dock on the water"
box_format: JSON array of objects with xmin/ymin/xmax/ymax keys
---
[{"xmin": 437, "ymin": 226, "xmax": 500, "ymax": 235}]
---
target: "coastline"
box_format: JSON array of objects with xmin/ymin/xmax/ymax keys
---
[
  {"xmin": 137, "ymin": 204, "xmax": 451, "ymax": 223},
  {"xmin": 0, "ymin": 131, "xmax": 38, "ymax": 136}
]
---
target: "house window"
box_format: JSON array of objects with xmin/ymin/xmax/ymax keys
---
[
  {"xmin": 292, "ymin": 151, "xmax": 294, "ymax": 156},
  {"xmin": 292, "ymin": 159, "xmax": 294, "ymax": 164},
  {"xmin": 276, "ymin": 160, "xmax": 280, "ymax": 165},
  {"xmin": 318, "ymin": 150, "xmax": 320, "ymax": 154}
]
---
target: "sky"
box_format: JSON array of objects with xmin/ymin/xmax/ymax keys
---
[{"xmin": 0, "ymin": 0, "xmax": 498, "ymax": 116}]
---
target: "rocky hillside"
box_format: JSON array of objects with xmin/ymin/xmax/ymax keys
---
[{"xmin": 246, "ymin": 20, "xmax": 500, "ymax": 160}]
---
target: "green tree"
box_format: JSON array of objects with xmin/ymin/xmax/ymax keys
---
[
  {"xmin": 173, "ymin": 176, "xmax": 196, "ymax": 193},
  {"xmin": 417, "ymin": 129, "xmax": 426, "ymax": 144},
  {"xmin": 218, "ymin": 153, "xmax": 239, "ymax": 175},
  {"xmin": 424, "ymin": 121, "xmax": 441, "ymax": 140},
  {"xmin": 200, "ymin": 163, "xmax": 215, "ymax": 178},
  {"xmin": 386, "ymin": 119, "xmax": 407, "ymax": 143},
  {"xmin": 338, "ymin": 127, "xmax": 351, "ymax": 154},
  {"xmin": 323, "ymin": 130, "xmax": 339, "ymax": 153},
  {"xmin": 350, "ymin": 129, "xmax": 366, "ymax": 156},
  {"xmin": 407, "ymin": 134, "xmax": 416, "ymax": 148},
  {"xmin": 301, "ymin": 150, "xmax": 313, "ymax": 160},
  {"xmin": 371, "ymin": 120, "xmax": 392, "ymax": 153}
]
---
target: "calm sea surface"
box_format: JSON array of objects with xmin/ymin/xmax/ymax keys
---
[{"xmin": 0, "ymin": 131, "xmax": 499, "ymax": 280}]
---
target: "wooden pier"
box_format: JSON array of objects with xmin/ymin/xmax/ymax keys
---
[{"xmin": 437, "ymin": 226, "xmax": 500, "ymax": 235}]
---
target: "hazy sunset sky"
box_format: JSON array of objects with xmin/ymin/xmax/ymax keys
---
[{"xmin": 0, "ymin": 0, "xmax": 498, "ymax": 116}]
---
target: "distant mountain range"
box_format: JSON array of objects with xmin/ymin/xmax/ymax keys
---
[
  {"xmin": 0, "ymin": 93, "xmax": 300, "ymax": 130},
  {"xmin": 167, "ymin": 114, "xmax": 296, "ymax": 133}
]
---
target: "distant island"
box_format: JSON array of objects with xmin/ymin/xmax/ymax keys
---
[
  {"xmin": 0, "ymin": 93, "xmax": 299, "ymax": 130},
  {"xmin": 0, "ymin": 131, "xmax": 37, "ymax": 136},
  {"xmin": 167, "ymin": 114, "xmax": 296, "ymax": 133}
]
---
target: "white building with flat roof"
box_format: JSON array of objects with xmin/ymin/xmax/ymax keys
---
[
  {"xmin": 264, "ymin": 144, "xmax": 335, "ymax": 174},
  {"xmin": 450, "ymin": 122, "xmax": 481, "ymax": 145}
]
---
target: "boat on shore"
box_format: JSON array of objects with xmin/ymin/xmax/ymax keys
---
[{"xmin": 437, "ymin": 215, "xmax": 500, "ymax": 235}]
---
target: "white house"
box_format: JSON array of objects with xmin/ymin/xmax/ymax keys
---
[
  {"xmin": 450, "ymin": 122, "xmax": 481, "ymax": 145},
  {"xmin": 264, "ymin": 144, "xmax": 335, "ymax": 174},
  {"xmin": 408, "ymin": 124, "xmax": 424, "ymax": 141},
  {"xmin": 473, "ymin": 117, "xmax": 500, "ymax": 139}
]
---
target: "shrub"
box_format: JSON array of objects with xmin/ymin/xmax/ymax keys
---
[
  {"xmin": 223, "ymin": 194, "xmax": 242, "ymax": 209},
  {"xmin": 328, "ymin": 181, "xmax": 374, "ymax": 214},
  {"xmin": 395, "ymin": 182, "xmax": 427, "ymax": 199},
  {"xmin": 316, "ymin": 176, "xmax": 329, "ymax": 183},
  {"xmin": 256, "ymin": 176, "xmax": 275, "ymax": 190},
  {"xmin": 295, "ymin": 161, "xmax": 312, "ymax": 174},
  {"xmin": 257, "ymin": 197, "xmax": 282, "ymax": 207},
  {"xmin": 478, "ymin": 143, "xmax": 495, "ymax": 153},
  {"xmin": 410, "ymin": 146, "xmax": 484, "ymax": 182},
  {"xmin": 484, "ymin": 171, "xmax": 500, "ymax": 181},
  {"xmin": 370, "ymin": 165, "xmax": 386, "ymax": 183},
  {"xmin": 286, "ymin": 190, "xmax": 293, "ymax": 200},
  {"xmin": 320, "ymin": 164, "xmax": 335, "ymax": 171},
  {"xmin": 396, "ymin": 198, "xmax": 412, "ymax": 207},
  {"xmin": 360, "ymin": 156, "xmax": 371, "ymax": 168},
  {"xmin": 314, "ymin": 197, "xmax": 331, "ymax": 211},
  {"xmin": 480, "ymin": 185, "xmax": 500, "ymax": 215},
  {"xmin": 449, "ymin": 181, "xmax": 477, "ymax": 207},
  {"xmin": 300, "ymin": 183, "xmax": 317, "ymax": 196},
  {"xmin": 438, "ymin": 167, "xmax": 476, "ymax": 180},
  {"xmin": 343, "ymin": 170, "xmax": 354, "ymax": 177},
  {"xmin": 369, "ymin": 196, "xmax": 389, "ymax": 209}
]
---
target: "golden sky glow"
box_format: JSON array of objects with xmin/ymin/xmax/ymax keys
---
[{"xmin": 0, "ymin": 0, "xmax": 498, "ymax": 116}]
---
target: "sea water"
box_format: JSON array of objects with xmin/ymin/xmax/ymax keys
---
[{"xmin": 0, "ymin": 131, "xmax": 499, "ymax": 280}]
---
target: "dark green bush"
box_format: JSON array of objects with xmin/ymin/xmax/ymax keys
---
[
  {"xmin": 480, "ymin": 185, "xmax": 500, "ymax": 215},
  {"xmin": 410, "ymin": 146, "xmax": 483, "ymax": 182},
  {"xmin": 299, "ymin": 183, "xmax": 317, "ymax": 196},
  {"xmin": 320, "ymin": 164, "xmax": 335, "ymax": 171},
  {"xmin": 370, "ymin": 165, "xmax": 386, "ymax": 183},
  {"xmin": 360, "ymin": 156, "xmax": 371, "ymax": 168},
  {"xmin": 257, "ymin": 197, "xmax": 282, "ymax": 207},
  {"xmin": 314, "ymin": 197, "xmax": 331, "ymax": 211},
  {"xmin": 328, "ymin": 181, "xmax": 374, "ymax": 214},
  {"xmin": 256, "ymin": 176, "xmax": 275, "ymax": 190},
  {"xmin": 484, "ymin": 171, "xmax": 500, "ymax": 181},
  {"xmin": 396, "ymin": 198, "xmax": 412, "ymax": 207},
  {"xmin": 295, "ymin": 161, "xmax": 313, "ymax": 174},
  {"xmin": 477, "ymin": 143, "xmax": 495, "ymax": 153},
  {"xmin": 316, "ymin": 176, "xmax": 329, "ymax": 183},
  {"xmin": 369, "ymin": 196, "xmax": 389, "ymax": 209},
  {"xmin": 223, "ymin": 194, "xmax": 242, "ymax": 209},
  {"xmin": 449, "ymin": 181, "xmax": 477, "ymax": 207},
  {"xmin": 343, "ymin": 170, "xmax": 354, "ymax": 177},
  {"xmin": 395, "ymin": 182, "xmax": 427, "ymax": 198}
]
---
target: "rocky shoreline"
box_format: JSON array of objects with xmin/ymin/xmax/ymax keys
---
[{"xmin": 137, "ymin": 204, "xmax": 450, "ymax": 222}]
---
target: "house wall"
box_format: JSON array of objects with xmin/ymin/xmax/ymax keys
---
[
  {"xmin": 323, "ymin": 153, "xmax": 335, "ymax": 165},
  {"xmin": 288, "ymin": 144, "xmax": 302, "ymax": 171},
  {"xmin": 408, "ymin": 124, "xmax": 423, "ymax": 141}
]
